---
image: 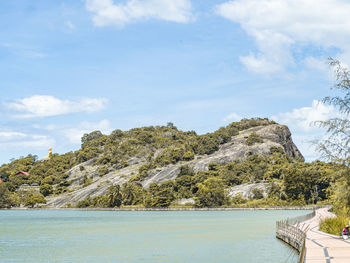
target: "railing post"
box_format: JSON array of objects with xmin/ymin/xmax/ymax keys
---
[{"xmin": 276, "ymin": 209, "xmax": 316, "ymax": 263}]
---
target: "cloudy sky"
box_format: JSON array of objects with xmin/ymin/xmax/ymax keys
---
[{"xmin": 0, "ymin": 0, "xmax": 347, "ymax": 164}]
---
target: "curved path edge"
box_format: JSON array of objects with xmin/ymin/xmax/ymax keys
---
[{"xmin": 302, "ymin": 207, "xmax": 350, "ymax": 263}]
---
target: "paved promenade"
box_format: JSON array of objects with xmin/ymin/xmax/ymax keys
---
[{"xmin": 301, "ymin": 207, "xmax": 350, "ymax": 263}]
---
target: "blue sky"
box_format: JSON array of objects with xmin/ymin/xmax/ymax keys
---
[{"xmin": 1, "ymin": 0, "xmax": 348, "ymax": 164}]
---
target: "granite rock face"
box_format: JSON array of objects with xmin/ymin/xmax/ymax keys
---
[
  {"xmin": 227, "ymin": 183, "xmax": 270, "ymax": 199},
  {"xmin": 142, "ymin": 124, "xmax": 303, "ymax": 187},
  {"xmin": 46, "ymin": 124, "xmax": 303, "ymax": 207}
]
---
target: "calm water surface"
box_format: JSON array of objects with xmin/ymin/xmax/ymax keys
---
[{"xmin": 0, "ymin": 210, "xmax": 309, "ymax": 263}]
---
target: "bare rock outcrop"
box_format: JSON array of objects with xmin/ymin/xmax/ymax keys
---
[
  {"xmin": 142, "ymin": 124, "xmax": 303, "ymax": 187},
  {"xmin": 228, "ymin": 183, "xmax": 270, "ymax": 199},
  {"xmin": 46, "ymin": 124, "xmax": 303, "ymax": 207},
  {"xmin": 46, "ymin": 164, "xmax": 141, "ymax": 207}
]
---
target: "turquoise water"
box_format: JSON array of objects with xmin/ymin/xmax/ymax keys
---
[{"xmin": 0, "ymin": 210, "xmax": 308, "ymax": 263}]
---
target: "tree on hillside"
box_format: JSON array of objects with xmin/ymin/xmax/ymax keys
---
[
  {"xmin": 25, "ymin": 192, "xmax": 46, "ymax": 208},
  {"xmin": 107, "ymin": 185, "xmax": 122, "ymax": 208},
  {"xmin": 81, "ymin": 130, "xmax": 103, "ymax": 147},
  {"xmin": 40, "ymin": 184, "xmax": 53, "ymax": 197},
  {"xmin": 0, "ymin": 184, "xmax": 19, "ymax": 208},
  {"xmin": 195, "ymin": 177, "xmax": 227, "ymax": 207}
]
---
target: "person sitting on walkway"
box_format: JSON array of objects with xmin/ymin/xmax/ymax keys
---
[{"xmin": 341, "ymin": 225, "xmax": 349, "ymax": 239}]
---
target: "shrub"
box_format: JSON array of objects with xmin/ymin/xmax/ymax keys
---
[
  {"xmin": 251, "ymin": 188, "xmax": 264, "ymax": 199},
  {"xmin": 54, "ymin": 186, "xmax": 68, "ymax": 195},
  {"xmin": 98, "ymin": 166, "xmax": 109, "ymax": 176},
  {"xmin": 40, "ymin": 184, "xmax": 53, "ymax": 197},
  {"xmin": 0, "ymin": 183, "xmax": 19, "ymax": 208},
  {"xmin": 195, "ymin": 178, "xmax": 227, "ymax": 207},
  {"xmin": 246, "ymin": 132, "xmax": 263, "ymax": 146},
  {"xmin": 25, "ymin": 193, "xmax": 46, "ymax": 208},
  {"xmin": 320, "ymin": 216, "xmax": 350, "ymax": 236},
  {"xmin": 121, "ymin": 182, "xmax": 144, "ymax": 205},
  {"xmin": 59, "ymin": 180, "xmax": 72, "ymax": 187},
  {"xmin": 208, "ymin": 162, "xmax": 219, "ymax": 171},
  {"xmin": 129, "ymin": 174, "xmax": 142, "ymax": 182},
  {"xmin": 76, "ymin": 196, "xmax": 91, "ymax": 208},
  {"xmin": 231, "ymin": 193, "xmax": 248, "ymax": 205},
  {"xmin": 150, "ymin": 188, "xmax": 175, "ymax": 208},
  {"xmin": 76, "ymin": 185, "xmax": 122, "ymax": 208},
  {"xmin": 106, "ymin": 185, "xmax": 122, "ymax": 208},
  {"xmin": 270, "ymin": 146, "xmax": 284, "ymax": 154},
  {"xmin": 183, "ymin": 151, "xmax": 194, "ymax": 161},
  {"xmin": 178, "ymin": 165, "xmax": 194, "ymax": 177},
  {"xmin": 82, "ymin": 175, "xmax": 93, "ymax": 187},
  {"xmin": 41, "ymin": 175, "xmax": 56, "ymax": 185}
]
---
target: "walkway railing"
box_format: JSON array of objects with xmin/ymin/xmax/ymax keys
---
[{"xmin": 276, "ymin": 209, "xmax": 316, "ymax": 263}]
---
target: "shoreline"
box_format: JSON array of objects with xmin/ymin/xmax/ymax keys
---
[{"xmin": 1, "ymin": 205, "xmax": 322, "ymax": 211}]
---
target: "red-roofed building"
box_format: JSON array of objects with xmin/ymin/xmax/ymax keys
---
[
  {"xmin": 0, "ymin": 179, "xmax": 2, "ymax": 183},
  {"xmin": 15, "ymin": 171, "xmax": 29, "ymax": 176}
]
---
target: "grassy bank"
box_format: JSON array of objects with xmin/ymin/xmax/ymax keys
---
[
  {"xmin": 319, "ymin": 207, "xmax": 350, "ymax": 235},
  {"xmin": 320, "ymin": 216, "xmax": 350, "ymax": 235}
]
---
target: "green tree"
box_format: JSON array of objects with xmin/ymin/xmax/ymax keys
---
[
  {"xmin": 195, "ymin": 177, "xmax": 227, "ymax": 207},
  {"xmin": 150, "ymin": 188, "xmax": 174, "ymax": 207},
  {"xmin": 315, "ymin": 58, "xmax": 350, "ymax": 210},
  {"xmin": 107, "ymin": 185, "xmax": 122, "ymax": 208},
  {"xmin": 175, "ymin": 175, "xmax": 194, "ymax": 198},
  {"xmin": 316, "ymin": 58, "xmax": 350, "ymax": 162},
  {"xmin": 183, "ymin": 151, "xmax": 195, "ymax": 161},
  {"xmin": 25, "ymin": 193, "xmax": 46, "ymax": 208},
  {"xmin": 98, "ymin": 166, "xmax": 109, "ymax": 176},
  {"xmin": 251, "ymin": 188, "xmax": 264, "ymax": 199},
  {"xmin": 81, "ymin": 131, "xmax": 103, "ymax": 147},
  {"xmin": 0, "ymin": 184, "xmax": 19, "ymax": 208},
  {"xmin": 121, "ymin": 182, "xmax": 144, "ymax": 205},
  {"xmin": 0, "ymin": 167, "xmax": 11, "ymax": 182},
  {"xmin": 231, "ymin": 193, "xmax": 247, "ymax": 205},
  {"xmin": 246, "ymin": 132, "xmax": 263, "ymax": 146},
  {"xmin": 178, "ymin": 165, "xmax": 194, "ymax": 177},
  {"xmin": 40, "ymin": 184, "xmax": 53, "ymax": 197},
  {"xmin": 145, "ymin": 181, "xmax": 175, "ymax": 207}
]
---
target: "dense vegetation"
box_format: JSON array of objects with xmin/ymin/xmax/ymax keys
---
[
  {"xmin": 0, "ymin": 118, "xmax": 276, "ymax": 208},
  {"xmin": 0, "ymin": 116, "xmax": 346, "ymax": 209},
  {"xmin": 75, "ymin": 150, "xmax": 343, "ymax": 208}
]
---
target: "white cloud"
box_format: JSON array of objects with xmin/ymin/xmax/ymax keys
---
[
  {"xmin": 303, "ymin": 57, "xmax": 328, "ymax": 72},
  {"xmin": 273, "ymin": 100, "xmax": 338, "ymax": 132},
  {"xmin": 6, "ymin": 95, "xmax": 108, "ymax": 118},
  {"xmin": 0, "ymin": 131, "xmax": 27, "ymax": 140},
  {"xmin": 61, "ymin": 119, "xmax": 113, "ymax": 144},
  {"xmin": 272, "ymin": 100, "xmax": 343, "ymax": 161},
  {"xmin": 215, "ymin": 0, "xmax": 350, "ymax": 73},
  {"xmin": 0, "ymin": 130, "xmax": 55, "ymax": 149},
  {"xmin": 291, "ymin": 134, "xmax": 320, "ymax": 161},
  {"xmin": 85, "ymin": 0, "xmax": 194, "ymax": 27},
  {"xmin": 223, "ymin": 112, "xmax": 242, "ymax": 122}
]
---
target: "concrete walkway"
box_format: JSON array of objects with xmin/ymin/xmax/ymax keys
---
[{"xmin": 300, "ymin": 207, "xmax": 350, "ymax": 263}]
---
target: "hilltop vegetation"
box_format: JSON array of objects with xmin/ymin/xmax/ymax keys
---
[
  {"xmin": 0, "ymin": 118, "xmax": 346, "ymax": 208},
  {"xmin": 0, "ymin": 118, "xmax": 274, "ymax": 188}
]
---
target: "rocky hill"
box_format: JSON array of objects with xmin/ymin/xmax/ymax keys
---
[{"xmin": 46, "ymin": 123, "xmax": 303, "ymax": 207}]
